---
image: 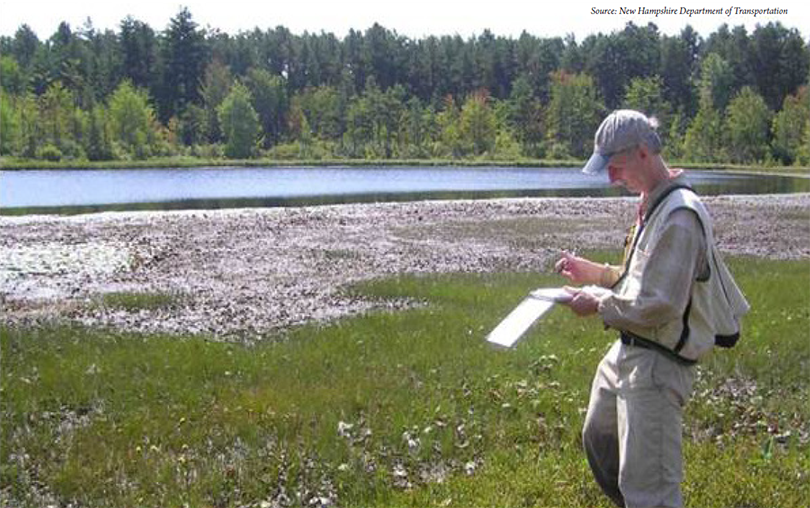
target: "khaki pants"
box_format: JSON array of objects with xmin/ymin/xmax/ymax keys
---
[{"xmin": 583, "ymin": 340, "xmax": 695, "ymax": 508}]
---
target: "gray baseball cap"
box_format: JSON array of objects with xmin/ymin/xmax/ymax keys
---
[{"xmin": 582, "ymin": 110, "xmax": 662, "ymax": 174}]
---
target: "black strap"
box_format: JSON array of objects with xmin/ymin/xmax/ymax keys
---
[
  {"xmin": 642, "ymin": 184, "xmax": 695, "ymax": 225},
  {"xmin": 715, "ymin": 332, "xmax": 740, "ymax": 348},
  {"xmin": 620, "ymin": 332, "xmax": 697, "ymax": 366},
  {"xmin": 674, "ymin": 298, "xmax": 692, "ymax": 353},
  {"xmin": 612, "ymin": 184, "xmax": 695, "ymax": 289},
  {"xmin": 615, "ymin": 184, "xmax": 700, "ymax": 364}
]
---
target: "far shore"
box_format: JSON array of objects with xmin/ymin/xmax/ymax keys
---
[{"xmin": 2, "ymin": 156, "xmax": 809, "ymax": 176}]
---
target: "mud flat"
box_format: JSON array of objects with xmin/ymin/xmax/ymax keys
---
[{"xmin": 2, "ymin": 194, "xmax": 808, "ymax": 341}]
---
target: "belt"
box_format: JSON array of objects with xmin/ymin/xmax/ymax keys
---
[
  {"xmin": 620, "ymin": 332, "xmax": 696, "ymax": 366},
  {"xmin": 620, "ymin": 333, "xmax": 649, "ymax": 349}
]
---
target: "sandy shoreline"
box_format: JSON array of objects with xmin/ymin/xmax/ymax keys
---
[{"xmin": 2, "ymin": 194, "xmax": 809, "ymax": 341}]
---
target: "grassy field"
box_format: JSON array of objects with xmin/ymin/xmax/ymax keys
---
[{"xmin": 1, "ymin": 255, "xmax": 808, "ymax": 507}]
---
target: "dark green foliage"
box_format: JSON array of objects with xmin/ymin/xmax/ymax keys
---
[
  {"xmin": 158, "ymin": 8, "xmax": 209, "ymax": 121},
  {"xmin": 0, "ymin": 56, "xmax": 26, "ymax": 95},
  {"xmin": 580, "ymin": 23, "xmax": 662, "ymax": 110},
  {"xmin": 119, "ymin": 17, "xmax": 159, "ymax": 94},
  {"xmin": 660, "ymin": 28, "xmax": 699, "ymax": 117},
  {"xmin": 772, "ymin": 87, "xmax": 810, "ymax": 164},
  {"xmin": 0, "ymin": 14, "xmax": 808, "ymax": 166},
  {"xmin": 244, "ymin": 68, "xmax": 289, "ymax": 147}
]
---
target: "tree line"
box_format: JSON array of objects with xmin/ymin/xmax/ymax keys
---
[{"xmin": 1, "ymin": 9, "xmax": 809, "ymax": 165}]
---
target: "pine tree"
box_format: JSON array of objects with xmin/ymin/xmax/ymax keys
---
[{"xmin": 159, "ymin": 8, "xmax": 208, "ymax": 121}]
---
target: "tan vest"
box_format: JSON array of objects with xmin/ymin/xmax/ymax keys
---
[{"xmin": 615, "ymin": 187, "xmax": 750, "ymax": 362}]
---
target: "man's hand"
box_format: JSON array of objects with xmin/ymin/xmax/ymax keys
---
[
  {"xmin": 562, "ymin": 286, "xmax": 600, "ymax": 316},
  {"xmin": 555, "ymin": 252, "xmax": 605, "ymax": 285}
]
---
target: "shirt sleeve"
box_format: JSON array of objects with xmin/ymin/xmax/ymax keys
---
[
  {"xmin": 600, "ymin": 264, "xmax": 622, "ymax": 288},
  {"xmin": 597, "ymin": 208, "xmax": 707, "ymax": 331}
]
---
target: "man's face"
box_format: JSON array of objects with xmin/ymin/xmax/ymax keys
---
[{"xmin": 607, "ymin": 147, "xmax": 643, "ymax": 193}]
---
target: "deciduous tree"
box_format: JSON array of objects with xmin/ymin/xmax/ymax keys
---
[
  {"xmin": 772, "ymin": 87, "xmax": 810, "ymax": 164},
  {"xmin": 459, "ymin": 90, "xmax": 497, "ymax": 156},
  {"xmin": 726, "ymin": 86, "xmax": 772, "ymax": 163},
  {"xmin": 218, "ymin": 82, "xmax": 260, "ymax": 158},
  {"xmin": 699, "ymin": 53, "xmax": 734, "ymax": 111},
  {"xmin": 683, "ymin": 102, "xmax": 725, "ymax": 163},
  {"xmin": 200, "ymin": 59, "xmax": 233, "ymax": 143},
  {"xmin": 545, "ymin": 71, "xmax": 602, "ymax": 158},
  {"xmin": 38, "ymin": 81, "xmax": 75, "ymax": 154},
  {"xmin": 244, "ymin": 68, "xmax": 289, "ymax": 146},
  {"xmin": 108, "ymin": 80, "xmax": 157, "ymax": 158},
  {"xmin": 0, "ymin": 91, "xmax": 18, "ymax": 154}
]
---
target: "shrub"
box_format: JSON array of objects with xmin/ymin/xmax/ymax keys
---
[{"xmin": 37, "ymin": 144, "xmax": 62, "ymax": 161}]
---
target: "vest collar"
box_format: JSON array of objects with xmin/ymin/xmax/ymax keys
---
[{"xmin": 640, "ymin": 174, "xmax": 692, "ymax": 223}]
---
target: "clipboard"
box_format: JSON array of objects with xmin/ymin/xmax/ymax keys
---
[{"xmin": 485, "ymin": 288, "xmax": 572, "ymax": 349}]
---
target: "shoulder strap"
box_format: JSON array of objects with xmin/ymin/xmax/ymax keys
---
[
  {"xmin": 642, "ymin": 184, "xmax": 695, "ymax": 225},
  {"xmin": 612, "ymin": 183, "xmax": 695, "ymax": 289}
]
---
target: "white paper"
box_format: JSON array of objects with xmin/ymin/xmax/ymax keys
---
[
  {"xmin": 486, "ymin": 289, "xmax": 564, "ymax": 348},
  {"xmin": 530, "ymin": 287, "xmax": 573, "ymax": 303}
]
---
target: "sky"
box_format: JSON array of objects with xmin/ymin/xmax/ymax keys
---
[{"xmin": 1, "ymin": 0, "xmax": 806, "ymax": 41}]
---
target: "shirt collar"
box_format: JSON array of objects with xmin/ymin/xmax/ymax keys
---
[{"xmin": 639, "ymin": 171, "xmax": 688, "ymax": 221}]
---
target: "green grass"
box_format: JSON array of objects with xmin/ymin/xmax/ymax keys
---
[
  {"xmin": 1, "ymin": 256, "xmax": 808, "ymax": 507},
  {"xmin": 95, "ymin": 291, "xmax": 187, "ymax": 312}
]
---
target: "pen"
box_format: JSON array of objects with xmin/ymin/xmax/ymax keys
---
[{"xmin": 555, "ymin": 249, "xmax": 578, "ymax": 274}]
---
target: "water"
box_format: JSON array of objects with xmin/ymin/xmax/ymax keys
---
[{"xmin": 1, "ymin": 166, "xmax": 807, "ymax": 214}]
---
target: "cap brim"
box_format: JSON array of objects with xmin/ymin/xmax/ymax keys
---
[{"xmin": 582, "ymin": 152, "xmax": 610, "ymax": 175}]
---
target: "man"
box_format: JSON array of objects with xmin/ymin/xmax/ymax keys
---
[{"xmin": 555, "ymin": 110, "xmax": 748, "ymax": 508}]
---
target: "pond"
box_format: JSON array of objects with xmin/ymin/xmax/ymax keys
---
[{"xmin": 1, "ymin": 166, "xmax": 808, "ymax": 214}]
